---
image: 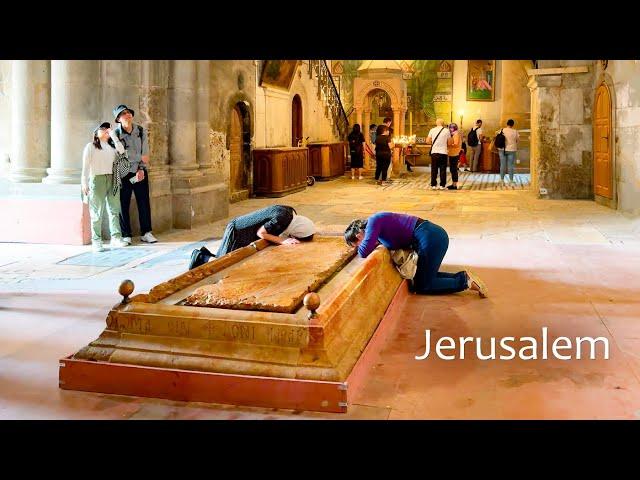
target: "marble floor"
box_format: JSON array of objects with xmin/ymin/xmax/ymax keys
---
[{"xmin": 2, "ymin": 174, "xmax": 640, "ymax": 419}]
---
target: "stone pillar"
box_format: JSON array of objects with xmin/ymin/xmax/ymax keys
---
[
  {"xmin": 355, "ymin": 108, "xmax": 363, "ymax": 133},
  {"xmin": 169, "ymin": 60, "xmax": 199, "ymax": 175},
  {"xmin": 527, "ymin": 63, "xmax": 594, "ymax": 199},
  {"xmin": 399, "ymin": 109, "xmax": 406, "ymax": 136},
  {"xmin": 141, "ymin": 60, "xmax": 172, "ymax": 234},
  {"xmin": 391, "ymin": 108, "xmax": 401, "ymax": 173},
  {"xmin": 44, "ymin": 60, "xmax": 100, "ymax": 184},
  {"xmin": 196, "ymin": 60, "xmax": 213, "ymax": 174},
  {"xmin": 169, "ymin": 60, "xmax": 217, "ymax": 229},
  {"xmin": 363, "ymin": 109, "xmax": 372, "ymax": 169},
  {"xmin": 9, "ymin": 60, "xmax": 50, "ymax": 183}
]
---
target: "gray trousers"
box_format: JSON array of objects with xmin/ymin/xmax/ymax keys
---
[{"xmin": 468, "ymin": 145, "xmax": 482, "ymax": 172}]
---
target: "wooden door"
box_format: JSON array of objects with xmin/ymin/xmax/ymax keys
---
[
  {"xmin": 292, "ymin": 95, "xmax": 302, "ymax": 147},
  {"xmin": 230, "ymin": 105, "xmax": 246, "ymax": 197},
  {"xmin": 594, "ymin": 83, "xmax": 612, "ymax": 199}
]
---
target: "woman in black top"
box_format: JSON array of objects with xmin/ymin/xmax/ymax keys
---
[
  {"xmin": 188, "ymin": 205, "xmax": 316, "ymax": 270},
  {"xmin": 347, "ymin": 124, "xmax": 366, "ymax": 180},
  {"xmin": 374, "ymin": 125, "xmax": 394, "ymax": 185}
]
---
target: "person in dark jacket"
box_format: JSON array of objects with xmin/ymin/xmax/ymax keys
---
[{"xmin": 188, "ymin": 205, "xmax": 315, "ymax": 270}]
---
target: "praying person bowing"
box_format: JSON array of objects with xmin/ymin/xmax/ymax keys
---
[{"xmin": 188, "ymin": 205, "xmax": 316, "ymax": 270}]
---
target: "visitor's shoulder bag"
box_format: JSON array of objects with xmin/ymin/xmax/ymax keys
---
[{"xmin": 390, "ymin": 248, "xmax": 419, "ymax": 280}]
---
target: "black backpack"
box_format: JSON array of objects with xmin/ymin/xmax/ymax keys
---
[
  {"xmin": 467, "ymin": 127, "xmax": 479, "ymax": 147},
  {"xmin": 494, "ymin": 129, "xmax": 506, "ymax": 149}
]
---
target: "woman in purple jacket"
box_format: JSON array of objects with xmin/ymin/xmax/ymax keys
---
[{"xmin": 344, "ymin": 212, "xmax": 487, "ymax": 296}]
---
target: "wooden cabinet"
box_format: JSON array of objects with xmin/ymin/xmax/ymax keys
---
[
  {"xmin": 480, "ymin": 140, "xmax": 500, "ymax": 173},
  {"xmin": 252, "ymin": 147, "xmax": 308, "ymax": 197},
  {"xmin": 307, "ymin": 142, "xmax": 347, "ymax": 179}
]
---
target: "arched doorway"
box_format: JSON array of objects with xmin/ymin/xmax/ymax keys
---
[
  {"xmin": 292, "ymin": 94, "xmax": 302, "ymax": 147},
  {"xmin": 229, "ymin": 102, "xmax": 251, "ymax": 202},
  {"xmin": 594, "ymin": 83, "xmax": 613, "ymax": 200}
]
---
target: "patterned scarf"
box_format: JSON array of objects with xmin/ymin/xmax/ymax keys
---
[{"xmin": 112, "ymin": 151, "xmax": 131, "ymax": 195}]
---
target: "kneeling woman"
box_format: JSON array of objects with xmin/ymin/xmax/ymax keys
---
[
  {"xmin": 189, "ymin": 205, "xmax": 316, "ymax": 270},
  {"xmin": 344, "ymin": 212, "xmax": 487, "ymax": 296}
]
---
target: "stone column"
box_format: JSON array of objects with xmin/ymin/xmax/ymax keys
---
[
  {"xmin": 355, "ymin": 108, "xmax": 363, "ymax": 133},
  {"xmin": 392, "ymin": 108, "xmax": 401, "ymax": 173},
  {"xmin": 44, "ymin": 60, "xmax": 100, "ymax": 184},
  {"xmin": 399, "ymin": 108, "xmax": 406, "ymax": 136},
  {"xmin": 363, "ymin": 109, "xmax": 372, "ymax": 169},
  {"xmin": 141, "ymin": 60, "xmax": 172, "ymax": 233},
  {"xmin": 196, "ymin": 60, "xmax": 213, "ymax": 174},
  {"xmin": 169, "ymin": 60, "xmax": 213, "ymax": 229},
  {"xmin": 9, "ymin": 60, "xmax": 50, "ymax": 183},
  {"xmin": 169, "ymin": 60, "xmax": 199, "ymax": 175}
]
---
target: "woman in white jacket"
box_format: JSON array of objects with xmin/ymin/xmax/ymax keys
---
[{"xmin": 81, "ymin": 122, "xmax": 129, "ymax": 252}]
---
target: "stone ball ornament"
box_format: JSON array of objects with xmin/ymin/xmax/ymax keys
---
[{"xmin": 119, "ymin": 279, "xmax": 135, "ymax": 304}]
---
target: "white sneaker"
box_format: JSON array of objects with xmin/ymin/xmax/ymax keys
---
[
  {"xmin": 92, "ymin": 241, "xmax": 105, "ymax": 253},
  {"xmin": 430, "ymin": 186, "xmax": 437, "ymax": 190},
  {"xmin": 110, "ymin": 237, "xmax": 129, "ymax": 248},
  {"xmin": 122, "ymin": 237, "xmax": 132, "ymax": 245},
  {"xmin": 140, "ymin": 232, "xmax": 158, "ymax": 243},
  {"xmin": 438, "ymin": 186, "xmax": 446, "ymax": 190},
  {"xmin": 351, "ymin": 175, "xmax": 355, "ymax": 180},
  {"xmin": 358, "ymin": 175, "xmax": 363, "ymax": 180}
]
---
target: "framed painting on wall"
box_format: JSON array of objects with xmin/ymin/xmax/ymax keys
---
[
  {"xmin": 259, "ymin": 60, "xmax": 299, "ymax": 91},
  {"xmin": 467, "ymin": 60, "xmax": 496, "ymax": 101}
]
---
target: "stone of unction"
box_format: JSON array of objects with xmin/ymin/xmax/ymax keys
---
[
  {"xmin": 61, "ymin": 236, "xmax": 404, "ymax": 411},
  {"xmin": 184, "ymin": 237, "xmax": 354, "ymax": 313}
]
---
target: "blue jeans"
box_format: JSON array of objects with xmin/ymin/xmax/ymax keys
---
[
  {"xmin": 498, "ymin": 150, "xmax": 516, "ymax": 181},
  {"xmin": 411, "ymin": 220, "xmax": 468, "ymax": 295}
]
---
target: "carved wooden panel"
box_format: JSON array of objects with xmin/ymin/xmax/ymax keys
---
[{"xmin": 252, "ymin": 147, "xmax": 308, "ymax": 197}]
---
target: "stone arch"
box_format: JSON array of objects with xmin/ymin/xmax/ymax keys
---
[
  {"xmin": 225, "ymin": 92, "xmax": 254, "ymax": 150},
  {"xmin": 355, "ymin": 80, "xmax": 402, "ymax": 111},
  {"xmin": 290, "ymin": 68, "xmax": 311, "ymax": 143}
]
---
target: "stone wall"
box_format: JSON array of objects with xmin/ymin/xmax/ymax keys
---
[
  {"xmin": 600, "ymin": 61, "xmax": 640, "ymax": 214},
  {"xmin": 452, "ymin": 60, "xmax": 503, "ymax": 135},
  {"xmin": 529, "ymin": 61, "xmax": 595, "ymax": 199},
  {"xmin": 452, "ymin": 60, "xmax": 531, "ymax": 169},
  {"xmin": 255, "ymin": 61, "xmax": 339, "ymax": 148}
]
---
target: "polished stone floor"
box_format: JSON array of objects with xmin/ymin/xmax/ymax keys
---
[{"xmin": 1, "ymin": 173, "xmax": 640, "ymax": 419}]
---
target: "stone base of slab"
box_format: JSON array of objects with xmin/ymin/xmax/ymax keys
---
[
  {"xmin": 59, "ymin": 280, "xmax": 410, "ymax": 413},
  {"xmin": 59, "ymin": 238, "xmax": 407, "ymax": 412}
]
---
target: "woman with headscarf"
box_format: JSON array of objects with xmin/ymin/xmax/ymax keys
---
[
  {"xmin": 347, "ymin": 124, "xmax": 366, "ymax": 180},
  {"xmin": 188, "ymin": 205, "xmax": 316, "ymax": 270},
  {"xmin": 81, "ymin": 122, "xmax": 129, "ymax": 252},
  {"xmin": 446, "ymin": 122, "xmax": 462, "ymax": 190},
  {"xmin": 344, "ymin": 212, "xmax": 488, "ymax": 297}
]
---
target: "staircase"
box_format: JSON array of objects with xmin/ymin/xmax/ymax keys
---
[{"xmin": 308, "ymin": 60, "xmax": 349, "ymax": 140}]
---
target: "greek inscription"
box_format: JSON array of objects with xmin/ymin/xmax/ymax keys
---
[
  {"xmin": 267, "ymin": 327, "xmax": 305, "ymax": 346},
  {"xmin": 124, "ymin": 317, "xmax": 151, "ymax": 334},
  {"xmin": 222, "ymin": 324, "xmax": 255, "ymax": 342},
  {"xmin": 168, "ymin": 319, "xmax": 190, "ymax": 337}
]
